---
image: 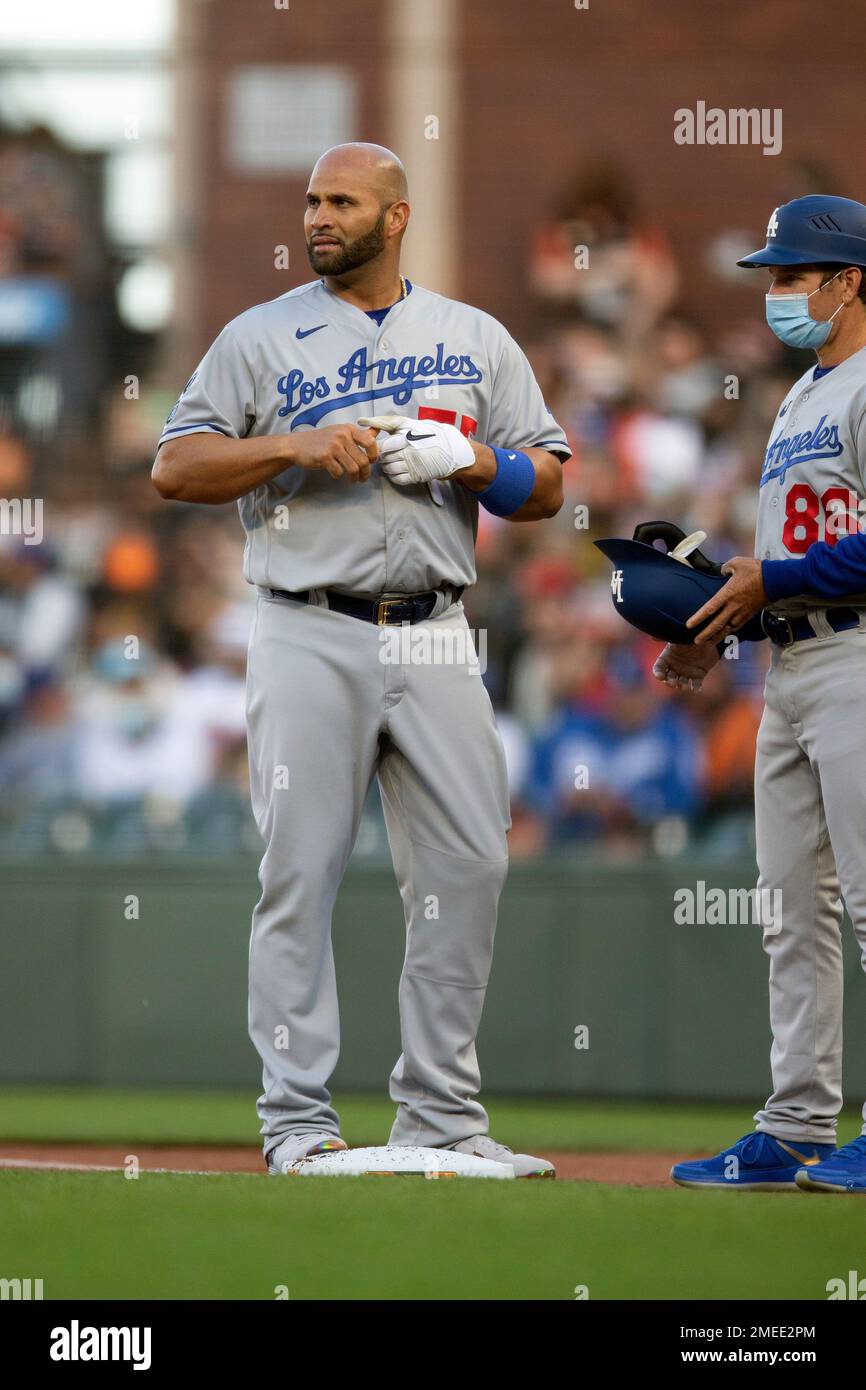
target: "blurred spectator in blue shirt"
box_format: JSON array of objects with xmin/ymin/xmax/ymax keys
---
[{"xmin": 529, "ymin": 641, "xmax": 702, "ymax": 850}]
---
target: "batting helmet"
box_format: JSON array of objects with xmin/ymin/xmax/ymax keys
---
[
  {"xmin": 737, "ymin": 194, "xmax": 866, "ymax": 268},
  {"xmin": 594, "ymin": 521, "xmax": 765, "ymax": 645}
]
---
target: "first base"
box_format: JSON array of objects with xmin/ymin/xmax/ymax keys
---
[{"xmin": 290, "ymin": 1144, "xmax": 515, "ymax": 1179}]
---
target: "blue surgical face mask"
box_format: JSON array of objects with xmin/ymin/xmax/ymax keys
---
[{"xmin": 765, "ymin": 270, "xmax": 846, "ymax": 349}]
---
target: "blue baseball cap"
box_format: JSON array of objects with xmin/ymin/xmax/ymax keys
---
[{"xmin": 737, "ymin": 195, "xmax": 866, "ymax": 268}]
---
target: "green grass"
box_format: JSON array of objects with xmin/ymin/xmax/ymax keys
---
[
  {"xmin": 5, "ymin": 1083, "xmax": 858, "ymax": 1153},
  {"xmin": 3, "ymin": 1085, "xmax": 865, "ymax": 1300},
  {"xmin": 2, "ymin": 1168, "xmax": 865, "ymax": 1300}
]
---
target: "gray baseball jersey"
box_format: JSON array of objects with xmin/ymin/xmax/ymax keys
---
[
  {"xmin": 755, "ymin": 345, "xmax": 866, "ymax": 615},
  {"xmin": 159, "ymin": 279, "xmax": 570, "ymax": 594}
]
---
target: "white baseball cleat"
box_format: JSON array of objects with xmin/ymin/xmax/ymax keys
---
[
  {"xmin": 446, "ymin": 1135, "xmax": 556, "ymax": 1179},
  {"xmin": 267, "ymin": 1133, "xmax": 348, "ymax": 1175}
]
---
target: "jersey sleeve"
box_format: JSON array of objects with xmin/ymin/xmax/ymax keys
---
[
  {"xmin": 854, "ymin": 399, "xmax": 866, "ymax": 489},
  {"xmin": 485, "ymin": 328, "xmax": 571, "ymax": 459},
  {"xmin": 157, "ymin": 325, "xmax": 256, "ymax": 446}
]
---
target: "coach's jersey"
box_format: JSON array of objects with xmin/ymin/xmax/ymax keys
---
[
  {"xmin": 755, "ymin": 345, "xmax": 866, "ymax": 615},
  {"xmin": 159, "ymin": 280, "xmax": 570, "ymax": 595}
]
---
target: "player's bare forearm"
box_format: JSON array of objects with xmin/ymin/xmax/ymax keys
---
[
  {"xmin": 152, "ymin": 434, "xmax": 296, "ymax": 504},
  {"xmin": 454, "ymin": 443, "xmax": 564, "ymax": 520},
  {"xmin": 152, "ymin": 424, "xmax": 378, "ymax": 505}
]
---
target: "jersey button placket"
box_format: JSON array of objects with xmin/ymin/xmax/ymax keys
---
[
  {"xmin": 370, "ymin": 323, "xmax": 393, "ymax": 591},
  {"xmin": 386, "ymin": 494, "xmax": 412, "ymax": 581}
]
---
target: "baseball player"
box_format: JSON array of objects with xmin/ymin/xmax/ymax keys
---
[
  {"xmin": 153, "ymin": 143, "xmax": 569, "ymax": 1178},
  {"xmin": 656, "ymin": 195, "xmax": 866, "ymax": 1192}
]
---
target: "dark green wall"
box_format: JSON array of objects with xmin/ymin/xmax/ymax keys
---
[{"xmin": 3, "ymin": 856, "xmax": 866, "ymax": 1104}]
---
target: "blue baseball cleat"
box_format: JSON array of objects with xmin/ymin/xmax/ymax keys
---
[
  {"xmin": 670, "ymin": 1132, "xmax": 835, "ymax": 1191},
  {"xmin": 795, "ymin": 1135, "xmax": 866, "ymax": 1193}
]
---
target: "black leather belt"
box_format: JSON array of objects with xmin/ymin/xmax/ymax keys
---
[
  {"xmin": 761, "ymin": 606, "xmax": 862, "ymax": 646},
  {"xmin": 268, "ymin": 585, "xmax": 463, "ymax": 626}
]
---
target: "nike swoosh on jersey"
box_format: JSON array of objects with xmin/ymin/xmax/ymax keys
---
[
  {"xmin": 776, "ymin": 1139, "xmax": 821, "ymax": 1166},
  {"xmin": 295, "ymin": 324, "xmax": 328, "ymax": 339},
  {"xmin": 778, "ymin": 403, "xmax": 789, "ymax": 416},
  {"xmin": 406, "ymin": 430, "xmax": 435, "ymax": 442}
]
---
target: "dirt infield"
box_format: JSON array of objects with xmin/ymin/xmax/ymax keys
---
[{"xmin": 0, "ymin": 1142, "xmax": 678, "ymax": 1185}]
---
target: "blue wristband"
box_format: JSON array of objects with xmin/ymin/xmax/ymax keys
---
[{"xmin": 476, "ymin": 447, "xmax": 536, "ymax": 517}]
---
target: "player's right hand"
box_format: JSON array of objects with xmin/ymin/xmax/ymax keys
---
[
  {"xmin": 290, "ymin": 423, "xmax": 379, "ymax": 482},
  {"xmin": 652, "ymin": 641, "xmax": 721, "ymax": 692},
  {"xmin": 358, "ymin": 414, "xmax": 475, "ymax": 486}
]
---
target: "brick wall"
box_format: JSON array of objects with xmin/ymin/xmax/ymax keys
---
[
  {"xmin": 177, "ymin": 0, "xmax": 866, "ymax": 350},
  {"xmin": 460, "ymin": 0, "xmax": 866, "ymax": 336},
  {"xmin": 179, "ymin": 0, "xmax": 385, "ymax": 349}
]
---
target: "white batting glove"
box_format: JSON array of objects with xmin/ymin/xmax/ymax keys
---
[
  {"xmin": 358, "ymin": 414, "xmax": 475, "ymax": 486},
  {"xmin": 669, "ymin": 530, "xmax": 708, "ymax": 565}
]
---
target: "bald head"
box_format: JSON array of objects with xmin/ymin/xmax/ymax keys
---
[
  {"xmin": 305, "ymin": 143, "xmax": 410, "ymax": 280},
  {"xmin": 312, "ymin": 143, "xmax": 408, "ymax": 204}
]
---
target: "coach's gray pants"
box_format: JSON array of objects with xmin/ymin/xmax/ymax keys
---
[
  {"xmin": 246, "ymin": 590, "xmax": 510, "ymax": 1160},
  {"xmin": 753, "ymin": 617, "xmax": 866, "ymax": 1143}
]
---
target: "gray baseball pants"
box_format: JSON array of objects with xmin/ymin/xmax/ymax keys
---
[
  {"xmin": 753, "ymin": 616, "xmax": 866, "ymax": 1142},
  {"xmin": 245, "ymin": 588, "xmax": 510, "ymax": 1161}
]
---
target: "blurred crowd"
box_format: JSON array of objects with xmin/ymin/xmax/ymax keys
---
[{"xmin": 0, "ymin": 147, "xmax": 809, "ymax": 860}]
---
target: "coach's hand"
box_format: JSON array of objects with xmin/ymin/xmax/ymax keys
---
[
  {"xmin": 686, "ymin": 556, "xmax": 767, "ymax": 646},
  {"xmin": 359, "ymin": 414, "xmax": 475, "ymax": 486},
  {"xmin": 653, "ymin": 641, "xmax": 722, "ymax": 692},
  {"xmin": 291, "ymin": 423, "xmax": 379, "ymax": 482}
]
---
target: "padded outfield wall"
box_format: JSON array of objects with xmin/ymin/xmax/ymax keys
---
[{"xmin": 3, "ymin": 856, "xmax": 866, "ymax": 1103}]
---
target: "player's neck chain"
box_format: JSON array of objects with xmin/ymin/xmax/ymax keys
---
[{"xmin": 320, "ymin": 275, "xmax": 408, "ymax": 308}]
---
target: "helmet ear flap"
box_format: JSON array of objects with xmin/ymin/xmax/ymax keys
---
[
  {"xmin": 631, "ymin": 520, "xmax": 686, "ymax": 550},
  {"xmin": 631, "ymin": 519, "xmax": 724, "ymax": 577}
]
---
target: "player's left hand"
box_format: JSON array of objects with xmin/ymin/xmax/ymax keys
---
[
  {"xmin": 358, "ymin": 414, "xmax": 475, "ymax": 486},
  {"xmin": 653, "ymin": 641, "xmax": 722, "ymax": 691},
  {"xmin": 686, "ymin": 555, "xmax": 768, "ymax": 646}
]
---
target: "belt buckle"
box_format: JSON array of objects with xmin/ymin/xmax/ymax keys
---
[
  {"xmin": 377, "ymin": 597, "xmax": 401, "ymax": 625},
  {"xmin": 761, "ymin": 609, "xmax": 794, "ymax": 646}
]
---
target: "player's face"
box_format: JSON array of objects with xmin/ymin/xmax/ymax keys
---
[
  {"xmin": 766, "ymin": 266, "xmax": 829, "ymax": 302},
  {"xmin": 305, "ymin": 185, "xmax": 389, "ymax": 276}
]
